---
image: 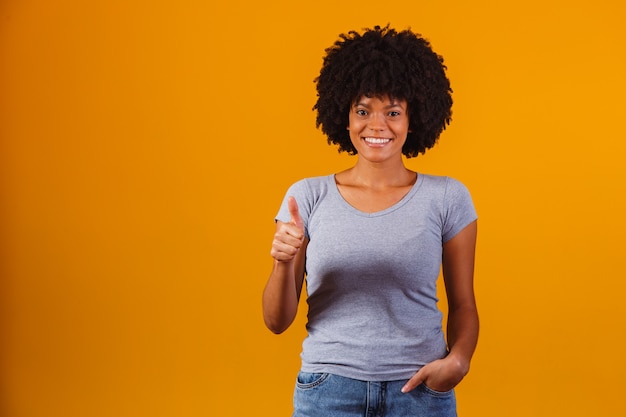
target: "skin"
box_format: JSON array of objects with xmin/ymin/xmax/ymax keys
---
[
  {"xmin": 262, "ymin": 95, "xmax": 478, "ymax": 393},
  {"xmin": 262, "ymin": 196, "xmax": 308, "ymax": 334}
]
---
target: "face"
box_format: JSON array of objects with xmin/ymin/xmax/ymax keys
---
[{"xmin": 347, "ymin": 95, "xmax": 410, "ymax": 164}]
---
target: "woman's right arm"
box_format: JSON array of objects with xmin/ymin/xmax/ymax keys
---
[{"xmin": 262, "ymin": 197, "xmax": 308, "ymax": 334}]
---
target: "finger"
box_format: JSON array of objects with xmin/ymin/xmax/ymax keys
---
[
  {"xmin": 270, "ymin": 243, "xmax": 299, "ymax": 261},
  {"xmin": 287, "ymin": 196, "xmax": 304, "ymax": 229},
  {"xmin": 274, "ymin": 228, "xmax": 304, "ymax": 249},
  {"xmin": 401, "ymin": 369, "xmax": 426, "ymax": 393},
  {"xmin": 271, "ymin": 225, "xmax": 304, "ymax": 261}
]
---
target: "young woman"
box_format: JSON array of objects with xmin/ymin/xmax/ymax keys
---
[{"xmin": 263, "ymin": 25, "xmax": 478, "ymax": 417}]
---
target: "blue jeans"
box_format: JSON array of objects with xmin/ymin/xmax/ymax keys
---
[{"xmin": 293, "ymin": 372, "xmax": 457, "ymax": 417}]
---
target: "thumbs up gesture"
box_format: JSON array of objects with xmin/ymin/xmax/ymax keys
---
[{"xmin": 271, "ymin": 197, "xmax": 305, "ymax": 263}]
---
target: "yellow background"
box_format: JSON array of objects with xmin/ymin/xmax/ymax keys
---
[{"xmin": 1, "ymin": 0, "xmax": 625, "ymax": 416}]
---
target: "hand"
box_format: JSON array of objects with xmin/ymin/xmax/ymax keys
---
[
  {"xmin": 270, "ymin": 197, "xmax": 305, "ymax": 263},
  {"xmin": 401, "ymin": 356, "xmax": 468, "ymax": 393}
]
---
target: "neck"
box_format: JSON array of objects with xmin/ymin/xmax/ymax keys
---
[{"xmin": 343, "ymin": 158, "xmax": 415, "ymax": 188}]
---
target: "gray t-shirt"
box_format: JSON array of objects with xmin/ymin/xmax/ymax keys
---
[{"xmin": 275, "ymin": 173, "xmax": 477, "ymax": 381}]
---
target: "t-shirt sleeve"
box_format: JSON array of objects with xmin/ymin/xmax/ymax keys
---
[
  {"xmin": 441, "ymin": 177, "xmax": 478, "ymax": 243},
  {"xmin": 275, "ymin": 179, "xmax": 312, "ymax": 239}
]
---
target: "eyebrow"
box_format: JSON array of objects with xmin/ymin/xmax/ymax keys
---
[{"xmin": 354, "ymin": 101, "xmax": 405, "ymax": 109}]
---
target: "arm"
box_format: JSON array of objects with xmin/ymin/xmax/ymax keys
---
[
  {"xmin": 262, "ymin": 197, "xmax": 308, "ymax": 334},
  {"xmin": 402, "ymin": 220, "xmax": 478, "ymax": 393},
  {"xmin": 442, "ymin": 219, "xmax": 479, "ymax": 377}
]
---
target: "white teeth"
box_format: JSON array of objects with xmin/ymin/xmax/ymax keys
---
[{"xmin": 364, "ymin": 137, "xmax": 391, "ymax": 144}]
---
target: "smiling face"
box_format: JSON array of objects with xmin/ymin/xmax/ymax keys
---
[{"xmin": 347, "ymin": 95, "xmax": 410, "ymax": 164}]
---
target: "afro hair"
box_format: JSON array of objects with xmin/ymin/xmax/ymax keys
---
[{"xmin": 313, "ymin": 25, "xmax": 453, "ymax": 158}]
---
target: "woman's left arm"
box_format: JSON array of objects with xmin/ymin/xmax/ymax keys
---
[
  {"xmin": 442, "ymin": 219, "xmax": 479, "ymax": 379},
  {"xmin": 402, "ymin": 220, "xmax": 478, "ymax": 393}
]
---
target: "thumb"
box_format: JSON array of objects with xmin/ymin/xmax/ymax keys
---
[{"xmin": 287, "ymin": 196, "xmax": 304, "ymax": 230}]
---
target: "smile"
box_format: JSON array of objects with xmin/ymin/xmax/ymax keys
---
[{"xmin": 363, "ymin": 137, "xmax": 391, "ymax": 144}]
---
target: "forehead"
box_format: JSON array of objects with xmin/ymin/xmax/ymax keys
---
[{"xmin": 353, "ymin": 94, "xmax": 407, "ymax": 107}]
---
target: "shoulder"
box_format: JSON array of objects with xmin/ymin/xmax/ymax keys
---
[
  {"xmin": 286, "ymin": 175, "xmax": 334, "ymax": 196},
  {"xmin": 418, "ymin": 175, "xmax": 477, "ymax": 241},
  {"xmin": 418, "ymin": 174, "xmax": 475, "ymax": 216},
  {"xmin": 418, "ymin": 174, "xmax": 470, "ymax": 196},
  {"xmin": 283, "ymin": 175, "xmax": 334, "ymax": 211},
  {"xmin": 290, "ymin": 174, "xmax": 333, "ymax": 187}
]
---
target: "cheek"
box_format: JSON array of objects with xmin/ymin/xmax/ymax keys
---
[{"xmin": 347, "ymin": 117, "xmax": 366, "ymax": 131}]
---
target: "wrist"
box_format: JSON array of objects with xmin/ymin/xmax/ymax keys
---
[
  {"xmin": 445, "ymin": 351, "xmax": 471, "ymax": 376},
  {"xmin": 273, "ymin": 258, "xmax": 295, "ymax": 267}
]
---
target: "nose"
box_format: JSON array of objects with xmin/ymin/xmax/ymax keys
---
[{"xmin": 368, "ymin": 112, "xmax": 387, "ymax": 131}]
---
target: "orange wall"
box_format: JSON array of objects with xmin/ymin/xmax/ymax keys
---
[{"xmin": 1, "ymin": 1, "xmax": 625, "ymax": 416}]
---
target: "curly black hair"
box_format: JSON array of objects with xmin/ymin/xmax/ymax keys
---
[{"xmin": 313, "ymin": 25, "xmax": 453, "ymax": 158}]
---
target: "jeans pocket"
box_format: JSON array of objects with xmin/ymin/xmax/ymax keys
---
[
  {"xmin": 420, "ymin": 383, "xmax": 454, "ymax": 397},
  {"xmin": 295, "ymin": 372, "xmax": 330, "ymax": 390}
]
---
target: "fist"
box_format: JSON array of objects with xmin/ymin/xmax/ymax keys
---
[{"xmin": 270, "ymin": 197, "xmax": 305, "ymax": 262}]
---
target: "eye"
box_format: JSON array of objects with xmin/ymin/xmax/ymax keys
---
[
  {"xmin": 355, "ymin": 108, "xmax": 368, "ymax": 116},
  {"xmin": 388, "ymin": 111, "xmax": 401, "ymax": 117}
]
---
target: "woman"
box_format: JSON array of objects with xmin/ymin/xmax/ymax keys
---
[{"xmin": 263, "ymin": 25, "xmax": 478, "ymax": 417}]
